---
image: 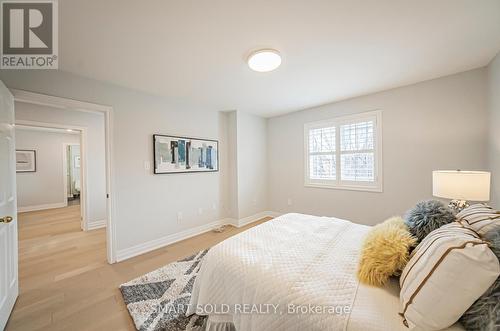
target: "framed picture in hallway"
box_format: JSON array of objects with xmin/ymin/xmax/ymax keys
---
[
  {"xmin": 153, "ymin": 134, "xmax": 219, "ymax": 174},
  {"xmin": 16, "ymin": 150, "xmax": 36, "ymax": 173}
]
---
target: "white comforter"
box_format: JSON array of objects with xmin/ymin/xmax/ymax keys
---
[{"xmin": 188, "ymin": 213, "xmax": 464, "ymax": 331}]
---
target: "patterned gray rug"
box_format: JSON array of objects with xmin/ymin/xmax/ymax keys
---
[{"xmin": 120, "ymin": 250, "xmax": 208, "ymax": 331}]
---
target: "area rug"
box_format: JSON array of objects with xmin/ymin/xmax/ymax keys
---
[{"xmin": 120, "ymin": 250, "xmax": 209, "ymax": 331}]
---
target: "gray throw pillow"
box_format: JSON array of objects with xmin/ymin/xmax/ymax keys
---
[
  {"xmin": 460, "ymin": 229, "xmax": 500, "ymax": 331},
  {"xmin": 404, "ymin": 200, "xmax": 456, "ymax": 242}
]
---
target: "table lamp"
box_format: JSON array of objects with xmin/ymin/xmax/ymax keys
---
[{"xmin": 432, "ymin": 170, "xmax": 491, "ymax": 212}]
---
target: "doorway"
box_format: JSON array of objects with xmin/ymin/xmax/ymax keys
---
[
  {"xmin": 15, "ymin": 123, "xmax": 88, "ymax": 229},
  {"xmin": 11, "ymin": 89, "xmax": 116, "ymax": 263}
]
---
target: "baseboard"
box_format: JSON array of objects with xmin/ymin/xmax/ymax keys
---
[
  {"xmin": 86, "ymin": 219, "xmax": 106, "ymax": 231},
  {"xmin": 18, "ymin": 202, "xmax": 67, "ymax": 213},
  {"xmin": 115, "ymin": 211, "xmax": 280, "ymax": 262},
  {"xmin": 116, "ymin": 219, "xmax": 222, "ymax": 262},
  {"xmin": 234, "ymin": 211, "xmax": 280, "ymax": 227},
  {"xmin": 219, "ymin": 217, "xmax": 238, "ymax": 227}
]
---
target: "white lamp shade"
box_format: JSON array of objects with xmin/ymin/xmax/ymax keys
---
[{"xmin": 432, "ymin": 170, "xmax": 490, "ymax": 201}]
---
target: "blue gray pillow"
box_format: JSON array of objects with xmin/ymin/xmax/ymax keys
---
[
  {"xmin": 460, "ymin": 229, "xmax": 500, "ymax": 331},
  {"xmin": 404, "ymin": 200, "xmax": 456, "ymax": 242}
]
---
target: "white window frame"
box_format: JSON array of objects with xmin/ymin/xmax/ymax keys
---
[{"xmin": 304, "ymin": 110, "xmax": 383, "ymax": 192}]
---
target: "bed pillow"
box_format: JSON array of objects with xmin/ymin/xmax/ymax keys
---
[
  {"xmin": 404, "ymin": 200, "xmax": 456, "ymax": 242},
  {"xmin": 399, "ymin": 222, "xmax": 500, "ymax": 330},
  {"xmin": 357, "ymin": 216, "xmax": 417, "ymax": 287},
  {"xmin": 460, "ymin": 228, "xmax": 500, "ymax": 331},
  {"xmin": 456, "ymin": 203, "xmax": 500, "ymax": 236}
]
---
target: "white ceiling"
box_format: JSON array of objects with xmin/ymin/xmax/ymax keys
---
[{"xmin": 60, "ymin": 0, "xmax": 500, "ymax": 117}]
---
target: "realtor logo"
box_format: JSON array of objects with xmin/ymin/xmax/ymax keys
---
[{"xmin": 1, "ymin": 0, "xmax": 58, "ymax": 69}]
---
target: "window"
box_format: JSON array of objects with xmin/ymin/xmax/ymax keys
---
[{"xmin": 304, "ymin": 110, "xmax": 382, "ymax": 191}]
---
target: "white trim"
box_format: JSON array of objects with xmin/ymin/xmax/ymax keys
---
[
  {"xmin": 264, "ymin": 211, "xmax": 282, "ymax": 218},
  {"xmin": 105, "ymin": 106, "xmax": 116, "ymax": 263},
  {"xmin": 234, "ymin": 211, "xmax": 280, "ymax": 227},
  {"xmin": 86, "ymin": 219, "xmax": 106, "ymax": 231},
  {"xmin": 18, "ymin": 202, "xmax": 66, "ymax": 213},
  {"xmin": 218, "ymin": 218, "xmax": 237, "ymax": 226},
  {"xmin": 116, "ymin": 211, "xmax": 280, "ymax": 262},
  {"xmin": 62, "ymin": 143, "xmax": 69, "ymax": 208},
  {"xmin": 15, "ymin": 125, "xmax": 80, "ymax": 135},
  {"xmin": 304, "ymin": 109, "xmax": 383, "ymax": 192},
  {"xmin": 116, "ymin": 220, "xmax": 222, "ymax": 262},
  {"xmin": 62, "ymin": 142, "xmax": 81, "ymax": 227},
  {"xmin": 11, "ymin": 89, "xmax": 112, "ymax": 114},
  {"xmin": 11, "ymin": 89, "xmax": 117, "ymax": 264}
]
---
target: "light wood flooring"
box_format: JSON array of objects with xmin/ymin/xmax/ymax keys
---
[{"xmin": 6, "ymin": 205, "xmax": 271, "ymax": 331}]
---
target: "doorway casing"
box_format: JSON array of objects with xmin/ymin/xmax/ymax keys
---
[
  {"xmin": 11, "ymin": 89, "xmax": 117, "ymax": 263},
  {"xmin": 63, "ymin": 141, "xmax": 83, "ymax": 229}
]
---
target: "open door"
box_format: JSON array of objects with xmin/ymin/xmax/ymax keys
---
[{"xmin": 0, "ymin": 80, "xmax": 18, "ymax": 329}]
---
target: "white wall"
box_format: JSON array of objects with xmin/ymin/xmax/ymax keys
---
[
  {"xmin": 236, "ymin": 111, "xmax": 268, "ymax": 218},
  {"xmin": 227, "ymin": 111, "xmax": 239, "ymax": 219},
  {"xmin": 0, "ymin": 70, "xmax": 230, "ymax": 252},
  {"xmin": 488, "ymin": 52, "xmax": 500, "ymax": 208},
  {"xmin": 15, "ymin": 129, "xmax": 79, "ymax": 211},
  {"xmin": 267, "ymin": 69, "xmax": 489, "ymax": 225},
  {"xmin": 223, "ymin": 110, "xmax": 268, "ymax": 220},
  {"xmin": 14, "ymin": 102, "xmax": 107, "ymax": 226}
]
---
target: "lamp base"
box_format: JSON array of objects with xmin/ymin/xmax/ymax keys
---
[{"xmin": 448, "ymin": 200, "xmax": 469, "ymax": 212}]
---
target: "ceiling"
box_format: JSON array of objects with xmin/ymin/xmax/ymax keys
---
[{"xmin": 60, "ymin": 0, "xmax": 500, "ymax": 117}]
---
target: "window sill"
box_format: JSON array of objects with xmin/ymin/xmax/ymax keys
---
[{"xmin": 304, "ymin": 182, "xmax": 383, "ymax": 193}]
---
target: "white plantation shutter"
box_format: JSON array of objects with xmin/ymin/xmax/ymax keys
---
[
  {"xmin": 304, "ymin": 111, "xmax": 382, "ymax": 191},
  {"xmin": 309, "ymin": 127, "xmax": 336, "ymax": 179},
  {"xmin": 340, "ymin": 121, "xmax": 375, "ymax": 182}
]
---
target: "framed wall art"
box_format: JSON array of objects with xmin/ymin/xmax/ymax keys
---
[
  {"xmin": 153, "ymin": 134, "xmax": 218, "ymax": 174},
  {"xmin": 16, "ymin": 150, "xmax": 36, "ymax": 173}
]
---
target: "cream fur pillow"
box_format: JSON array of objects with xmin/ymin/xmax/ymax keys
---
[{"xmin": 357, "ymin": 216, "xmax": 417, "ymax": 286}]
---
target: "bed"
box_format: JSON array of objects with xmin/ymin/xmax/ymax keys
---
[{"xmin": 188, "ymin": 213, "xmax": 464, "ymax": 331}]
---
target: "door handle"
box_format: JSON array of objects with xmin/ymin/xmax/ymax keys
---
[{"xmin": 0, "ymin": 216, "xmax": 13, "ymax": 223}]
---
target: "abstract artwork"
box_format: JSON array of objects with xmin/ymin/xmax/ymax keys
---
[
  {"xmin": 16, "ymin": 150, "xmax": 36, "ymax": 172},
  {"xmin": 153, "ymin": 134, "xmax": 218, "ymax": 174}
]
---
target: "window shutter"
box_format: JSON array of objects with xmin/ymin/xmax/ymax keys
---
[{"xmin": 304, "ymin": 111, "xmax": 382, "ymax": 192}]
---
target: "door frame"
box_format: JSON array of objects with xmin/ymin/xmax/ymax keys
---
[
  {"xmin": 11, "ymin": 89, "xmax": 117, "ymax": 263},
  {"xmin": 62, "ymin": 141, "xmax": 83, "ymax": 229}
]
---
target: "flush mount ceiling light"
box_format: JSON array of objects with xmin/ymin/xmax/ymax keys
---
[{"xmin": 247, "ymin": 49, "xmax": 281, "ymax": 72}]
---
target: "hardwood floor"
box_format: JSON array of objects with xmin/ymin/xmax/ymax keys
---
[{"xmin": 6, "ymin": 205, "xmax": 271, "ymax": 331}]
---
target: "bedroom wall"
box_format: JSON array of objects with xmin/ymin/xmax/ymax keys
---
[
  {"xmin": 15, "ymin": 129, "xmax": 80, "ymax": 211},
  {"xmin": 226, "ymin": 111, "xmax": 239, "ymax": 219},
  {"xmin": 14, "ymin": 102, "xmax": 107, "ymax": 226},
  {"xmin": 236, "ymin": 111, "xmax": 268, "ymax": 219},
  {"xmin": 487, "ymin": 51, "xmax": 500, "ymax": 208},
  {"xmin": 267, "ymin": 68, "xmax": 489, "ymax": 225},
  {"xmin": 223, "ymin": 110, "xmax": 268, "ymax": 220},
  {"xmin": 0, "ymin": 70, "xmax": 230, "ymax": 253}
]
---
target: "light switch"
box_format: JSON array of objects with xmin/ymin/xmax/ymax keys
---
[{"xmin": 144, "ymin": 161, "xmax": 151, "ymax": 171}]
